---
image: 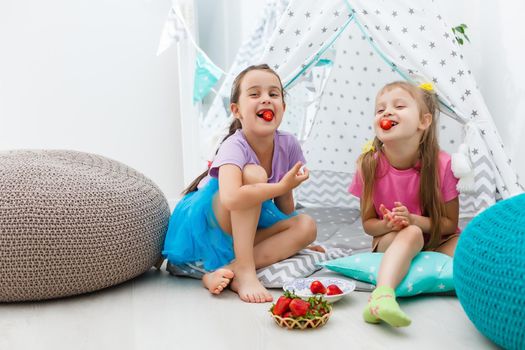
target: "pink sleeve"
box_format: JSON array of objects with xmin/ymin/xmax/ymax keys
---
[
  {"xmin": 348, "ymin": 170, "xmax": 363, "ymax": 198},
  {"xmin": 440, "ymin": 152, "xmax": 459, "ymax": 202}
]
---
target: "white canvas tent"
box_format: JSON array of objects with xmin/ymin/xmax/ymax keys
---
[{"xmin": 199, "ymin": 0, "xmax": 523, "ymax": 215}]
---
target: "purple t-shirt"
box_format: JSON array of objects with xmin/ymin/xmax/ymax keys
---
[{"xmin": 199, "ymin": 129, "xmax": 305, "ymax": 188}]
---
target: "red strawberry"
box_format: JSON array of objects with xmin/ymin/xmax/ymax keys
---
[
  {"xmin": 272, "ymin": 295, "xmax": 292, "ymax": 316},
  {"xmin": 326, "ymin": 284, "xmax": 343, "ymax": 296},
  {"xmin": 282, "ymin": 311, "xmax": 293, "ymax": 318},
  {"xmin": 379, "ymin": 118, "xmax": 393, "ymax": 130},
  {"xmin": 289, "ymin": 298, "xmax": 311, "ymax": 317},
  {"xmin": 310, "ymin": 280, "xmax": 327, "ymax": 294},
  {"xmin": 262, "ymin": 110, "xmax": 274, "ymax": 121}
]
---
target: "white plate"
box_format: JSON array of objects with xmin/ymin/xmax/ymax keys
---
[{"xmin": 283, "ymin": 277, "xmax": 356, "ymax": 303}]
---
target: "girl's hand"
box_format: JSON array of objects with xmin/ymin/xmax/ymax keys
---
[
  {"xmin": 280, "ymin": 162, "xmax": 309, "ymax": 191},
  {"xmin": 379, "ymin": 204, "xmax": 407, "ymax": 231},
  {"xmin": 392, "ymin": 201, "xmax": 412, "ymax": 226}
]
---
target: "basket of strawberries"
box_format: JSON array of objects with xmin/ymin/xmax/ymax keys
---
[{"xmin": 269, "ymin": 291, "xmax": 332, "ymax": 330}]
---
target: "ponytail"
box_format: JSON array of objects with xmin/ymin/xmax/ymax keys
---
[
  {"xmin": 181, "ymin": 119, "xmax": 242, "ymax": 195},
  {"xmin": 358, "ymin": 137, "xmax": 383, "ymax": 217}
]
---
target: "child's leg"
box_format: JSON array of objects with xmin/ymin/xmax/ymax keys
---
[
  {"xmin": 212, "ymin": 208, "xmax": 316, "ymax": 301},
  {"xmin": 251, "ymin": 214, "xmax": 317, "ymax": 268},
  {"xmin": 434, "ymin": 235, "xmax": 459, "ymax": 257},
  {"xmin": 363, "ymin": 225, "xmax": 424, "ymax": 327},
  {"xmin": 200, "ymin": 193, "xmax": 237, "ymax": 295},
  {"xmin": 376, "ymin": 225, "xmax": 424, "ymax": 287},
  {"xmin": 226, "ymin": 214, "xmax": 315, "ymax": 302},
  {"xmin": 207, "ymin": 165, "xmax": 316, "ymax": 302},
  {"xmin": 202, "ymin": 268, "xmax": 235, "ymax": 295},
  {"xmin": 229, "ymin": 165, "xmax": 274, "ymax": 303},
  {"xmin": 209, "ymin": 164, "xmax": 271, "ymax": 303}
]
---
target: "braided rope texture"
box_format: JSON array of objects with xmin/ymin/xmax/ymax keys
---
[
  {"xmin": 454, "ymin": 193, "xmax": 525, "ymax": 350},
  {"xmin": 0, "ymin": 150, "xmax": 170, "ymax": 302}
]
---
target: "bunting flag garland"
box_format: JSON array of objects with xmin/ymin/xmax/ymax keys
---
[
  {"xmin": 193, "ymin": 51, "xmax": 224, "ymax": 104},
  {"xmin": 156, "ymin": 6, "xmax": 187, "ymax": 56},
  {"xmin": 315, "ymin": 58, "xmax": 334, "ymax": 67},
  {"xmin": 157, "ymin": 3, "xmax": 226, "ymax": 104}
]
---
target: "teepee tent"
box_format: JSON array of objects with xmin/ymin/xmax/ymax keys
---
[{"xmin": 201, "ymin": 0, "xmax": 523, "ymax": 216}]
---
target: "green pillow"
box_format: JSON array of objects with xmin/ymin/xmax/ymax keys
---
[{"xmin": 319, "ymin": 252, "xmax": 454, "ymax": 297}]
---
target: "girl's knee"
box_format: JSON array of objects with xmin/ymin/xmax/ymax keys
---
[
  {"xmin": 295, "ymin": 214, "xmax": 317, "ymax": 243},
  {"xmin": 242, "ymin": 164, "xmax": 268, "ymax": 185},
  {"xmin": 400, "ymin": 225, "xmax": 424, "ymax": 246}
]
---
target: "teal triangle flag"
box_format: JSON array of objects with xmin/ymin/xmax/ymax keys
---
[
  {"xmin": 315, "ymin": 58, "xmax": 333, "ymax": 67},
  {"xmin": 193, "ymin": 51, "xmax": 223, "ymax": 104}
]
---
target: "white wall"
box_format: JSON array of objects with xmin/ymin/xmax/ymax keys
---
[{"xmin": 0, "ymin": 0, "xmax": 183, "ymax": 205}]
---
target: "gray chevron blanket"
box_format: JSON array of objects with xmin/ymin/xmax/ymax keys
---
[{"xmin": 167, "ymin": 207, "xmax": 371, "ymax": 288}]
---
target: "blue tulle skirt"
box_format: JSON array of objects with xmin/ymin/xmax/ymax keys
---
[{"xmin": 162, "ymin": 178, "xmax": 296, "ymax": 271}]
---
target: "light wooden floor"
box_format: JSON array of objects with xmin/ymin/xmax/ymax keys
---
[{"xmin": 0, "ymin": 268, "xmax": 497, "ymax": 350}]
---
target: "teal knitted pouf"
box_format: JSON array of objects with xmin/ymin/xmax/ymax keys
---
[{"xmin": 454, "ymin": 193, "xmax": 525, "ymax": 350}]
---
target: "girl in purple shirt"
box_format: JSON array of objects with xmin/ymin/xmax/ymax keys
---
[
  {"xmin": 162, "ymin": 64, "xmax": 316, "ymax": 303},
  {"xmin": 350, "ymin": 81, "xmax": 460, "ymax": 327}
]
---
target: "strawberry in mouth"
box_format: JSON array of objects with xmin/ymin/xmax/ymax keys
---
[
  {"xmin": 257, "ymin": 109, "xmax": 274, "ymax": 122},
  {"xmin": 379, "ymin": 118, "xmax": 398, "ymax": 130}
]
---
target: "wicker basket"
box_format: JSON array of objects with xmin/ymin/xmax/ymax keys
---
[{"xmin": 270, "ymin": 309, "xmax": 332, "ymax": 330}]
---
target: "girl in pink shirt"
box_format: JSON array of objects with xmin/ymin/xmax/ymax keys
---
[
  {"xmin": 163, "ymin": 64, "xmax": 316, "ymax": 303},
  {"xmin": 349, "ymin": 81, "xmax": 460, "ymax": 327}
]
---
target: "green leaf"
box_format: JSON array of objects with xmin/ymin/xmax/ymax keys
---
[{"xmin": 451, "ymin": 23, "xmax": 471, "ymax": 45}]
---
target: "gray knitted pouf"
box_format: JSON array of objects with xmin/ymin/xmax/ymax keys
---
[{"xmin": 0, "ymin": 150, "xmax": 170, "ymax": 302}]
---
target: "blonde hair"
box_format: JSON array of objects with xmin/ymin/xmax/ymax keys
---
[{"xmin": 358, "ymin": 81, "xmax": 445, "ymax": 249}]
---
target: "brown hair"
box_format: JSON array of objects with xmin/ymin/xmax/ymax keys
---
[
  {"xmin": 182, "ymin": 64, "xmax": 285, "ymax": 194},
  {"xmin": 358, "ymin": 81, "xmax": 445, "ymax": 249}
]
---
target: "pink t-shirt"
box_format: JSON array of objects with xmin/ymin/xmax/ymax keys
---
[{"xmin": 348, "ymin": 151, "xmax": 459, "ymax": 219}]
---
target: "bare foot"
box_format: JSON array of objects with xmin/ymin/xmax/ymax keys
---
[
  {"xmin": 307, "ymin": 245, "xmax": 326, "ymax": 253},
  {"xmin": 202, "ymin": 268, "xmax": 234, "ymax": 295},
  {"xmin": 229, "ymin": 269, "xmax": 273, "ymax": 303}
]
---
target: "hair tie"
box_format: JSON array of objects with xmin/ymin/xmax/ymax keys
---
[
  {"xmin": 418, "ymin": 82, "xmax": 434, "ymax": 92},
  {"xmin": 361, "ymin": 139, "xmax": 375, "ymax": 154}
]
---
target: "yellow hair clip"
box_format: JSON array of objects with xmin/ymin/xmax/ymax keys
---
[
  {"xmin": 361, "ymin": 139, "xmax": 375, "ymax": 154},
  {"xmin": 419, "ymin": 82, "xmax": 434, "ymax": 92}
]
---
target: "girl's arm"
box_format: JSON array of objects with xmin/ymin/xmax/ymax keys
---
[
  {"xmin": 395, "ymin": 197, "xmax": 459, "ymax": 234},
  {"xmin": 274, "ymin": 191, "xmax": 295, "ymax": 215},
  {"xmin": 219, "ymin": 162, "xmax": 308, "ymax": 211}
]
